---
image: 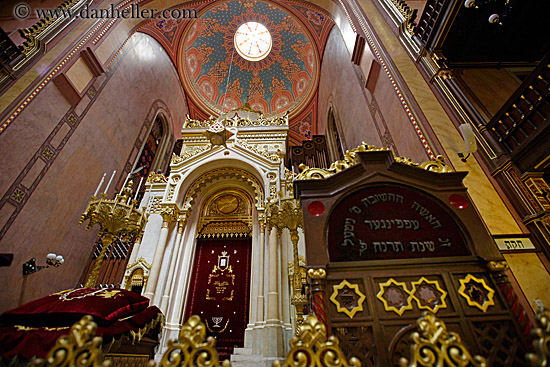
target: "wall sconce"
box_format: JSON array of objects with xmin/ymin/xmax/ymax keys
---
[
  {"xmin": 457, "ymin": 123, "xmax": 478, "ymax": 162},
  {"xmin": 22, "ymin": 253, "xmax": 64, "ymax": 275}
]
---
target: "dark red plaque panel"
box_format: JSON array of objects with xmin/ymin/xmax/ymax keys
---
[{"xmin": 327, "ymin": 185, "xmax": 469, "ymax": 261}]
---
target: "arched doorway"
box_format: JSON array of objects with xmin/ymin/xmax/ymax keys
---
[{"xmin": 184, "ymin": 188, "xmax": 254, "ymax": 359}]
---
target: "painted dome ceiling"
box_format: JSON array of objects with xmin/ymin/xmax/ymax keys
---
[
  {"xmin": 138, "ymin": 0, "xmax": 333, "ymax": 142},
  {"xmin": 178, "ymin": 0, "xmax": 318, "ymax": 117}
]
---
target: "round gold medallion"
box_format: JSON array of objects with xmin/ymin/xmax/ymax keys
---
[{"xmin": 217, "ymin": 194, "xmax": 239, "ymax": 214}]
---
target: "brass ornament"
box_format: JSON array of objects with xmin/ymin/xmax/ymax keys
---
[
  {"xmin": 329, "ymin": 280, "xmax": 366, "ymax": 318},
  {"xmin": 32, "ymin": 315, "xmax": 111, "ymax": 367},
  {"xmin": 297, "ymin": 142, "xmax": 451, "ymax": 180},
  {"xmin": 457, "ymin": 274, "xmax": 495, "ymax": 312},
  {"xmin": 272, "ymin": 315, "xmax": 361, "ymax": 367},
  {"xmin": 487, "ymin": 260, "xmax": 509, "ymax": 272},
  {"xmin": 377, "ymin": 278, "xmax": 413, "ymax": 316},
  {"xmin": 308, "ymin": 268, "xmax": 327, "ymax": 280},
  {"xmin": 155, "ymin": 315, "xmax": 231, "ymax": 367},
  {"xmin": 399, "ymin": 312, "xmax": 487, "ymax": 367},
  {"xmin": 410, "ymin": 277, "xmax": 448, "ymax": 314},
  {"xmin": 526, "ymin": 308, "xmax": 550, "ymax": 367}
]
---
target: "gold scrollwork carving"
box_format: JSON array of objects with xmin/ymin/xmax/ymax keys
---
[
  {"xmin": 183, "ymin": 112, "xmax": 288, "ymax": 129},
  {"xmin": 410, "ymin": 277, "xmax": 447, "ymax": 314},
  {"xmin": 146, "ymin": 172, "xmax": 168, "ymax": 183},
  {"xmin": 399, "ymin": 312, "xmax": 487, "ymax": 367},
  {"xmin": 272, "ymin": 315, "xmax": 361, "ymax": 367},
  {"xmin": 32, "ymin": 315, "xmax": 111, "ymax": 367},
  {"xmin": 330, "ymin": 280, "xmax": 366, "ymax": 318},
  {"xmin": 458, "ymin": 274, "xmax": 495, "ymax": 312},
  {"xmin": 155, "ymin": 315, "xmax": 231, "ymax": 367},
  {"xmin": 377, "ymin": 278, "xmax": 413, "ymax": 316},
  {"xmin": 526, "ymin": 308, "xmax": 550, "ymax": 367},
  {"xmin": 297, "ymin": 142, "xmax": 451, "ymax": 180}
]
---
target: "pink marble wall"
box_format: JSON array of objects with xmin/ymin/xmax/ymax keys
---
[
  {"xmin": 0, "ymin": 33, "xmax": 188, "ymax": 312},
  {"xmin": 317, "ymin": 27, "xmax": 430, "ymax": 163}
]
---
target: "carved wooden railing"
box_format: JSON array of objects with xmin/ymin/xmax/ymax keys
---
[
  {"xmin": 33, "ymin": 309, "xmax": 550, "ymax": 367},
  {"xmin": 412, "ymin": 0, "xmax": 451, "ymax": 48},
  {"xmin": 0, "ymin": 0, "xmax": 91, "ymax": 92},
  {"xmin": 486, "ymin": 52, "xmax": 550, "ymax": 162}
]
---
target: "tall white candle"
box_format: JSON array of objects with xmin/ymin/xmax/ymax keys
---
[
  {"xmin": 93, "ymin": 173, "xmax": 106, "ymax": 197},
  {"xmin": 119, "ymin": 172, "xmax": 131, "ymax": 196},
  {"xmin": 104, "ymin": 170, "xmax": 116, "ymax": 195},
  {"xmin": 134, "ymin": 177, "xmax": 143, "ymax": 201}
]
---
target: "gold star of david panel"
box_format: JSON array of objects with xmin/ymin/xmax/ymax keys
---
[
  {"xmin": 410, "ymin": 277, "xmax": 448, "ymax": 313},
  {"xmin": 329, "ymin": 280, "xmax": 366, "ymax": 318},
  {"xmin": 376, "ymin": 278, "xmax": 413, "ymax": 316},
  {"xmin": 458, "ymin": 274, "xmax": 495, "ymax": 312}
]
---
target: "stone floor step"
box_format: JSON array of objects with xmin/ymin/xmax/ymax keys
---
[{"xmin": 232, "ymin": 347, "xmax": 253, "ymax": 355}]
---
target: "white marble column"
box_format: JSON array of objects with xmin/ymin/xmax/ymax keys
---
[
  {"xmin": 280, "ymin": 229, "xmax": 291, "ymax": 329},
  {"xmin": 159, "ymin": 220, "xmax": 185, "ymax": 313},
  {"xmin": 255, "ymin": 224, "xmax": 266, "ymax": 325},
  {"xmin": 143, "ymin": 218, "xmax": 171, "ymax": 302},
  {"xmin": 127, "ymin": 232, "xmax": 144, "ymax": 264},
  {"xmin": 264, "ymin": 226, "xmax": 284, "ymax": 358}
]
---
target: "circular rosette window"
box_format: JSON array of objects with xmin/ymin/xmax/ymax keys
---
[{"xmin": 234, "ymin": 22, "xmax": 272, "ymax": 61}]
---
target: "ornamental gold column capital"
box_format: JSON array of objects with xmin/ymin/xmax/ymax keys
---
[{"xmin": 159, "ymin": 203, "xmax": 180, "ymax": 224}]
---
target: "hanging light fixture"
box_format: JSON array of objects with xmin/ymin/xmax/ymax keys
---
[{"xmin": 463, "ymin": 0, "xmax": 514, "ymax": 25}]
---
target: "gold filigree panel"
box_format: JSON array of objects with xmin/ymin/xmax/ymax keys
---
[
  {"xmin": 458, "ymin": 274, "xmax": 495, "ymax": 312},
  {"xmin": 273, "ymin": 315, "xmax": 361, "ymax": 367},
  {"xmin": 330, "ymin": 280, "xmax": 366, "ymax": 318},
  {"xmin": 399, "ymin": 312, "xmax": 487, "ymax": 367}
]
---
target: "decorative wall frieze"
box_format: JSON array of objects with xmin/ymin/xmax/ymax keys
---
[
  {"xmin": 182, "ymin": 112, "xmax": 288, "ymax": 129},
  {"xmin": 297, "ymin": 142, "xmax": 450, "ymax": 180},
  {"xmin": 171, "ymin": 145, "xmax": 212, "ymax": 165},
  {"xmin": 235, "ymin": 140, "xmax": 281, "ymax": 162},
  {"xmin": 147, "ymin": 172, "xmax": 168, "ymax": 183}
]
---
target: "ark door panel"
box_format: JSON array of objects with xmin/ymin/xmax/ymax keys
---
[{"xmin": 184, "ymin": 238, "xmax": 252, "ymax": 359}]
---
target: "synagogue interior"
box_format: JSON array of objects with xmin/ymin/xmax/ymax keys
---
[{"xmin": 0, "ymin": 0, "xmax": 550, "ymax": 366}]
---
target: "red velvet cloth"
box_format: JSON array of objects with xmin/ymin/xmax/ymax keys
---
[
  {"xmin": 0, "ymin": 288, "xmax": 149, "ymax": 327},
  {"xmin": 185, "ymin": 238, "xmax": 252, "ymax": 360},
  {"xmin": 0, "ymin": 306, "xmax": 162, "ymax": 360},
  {"xmin": 0, "ymin": 288, "xmax": 161, "ymax": 361}
]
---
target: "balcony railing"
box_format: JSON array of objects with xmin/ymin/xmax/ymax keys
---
[{"xmin": 486, "ymin": 53, "xmax": 550, "ymax": 162}]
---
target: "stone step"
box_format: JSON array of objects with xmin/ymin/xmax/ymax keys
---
[
  {"xmin": 232, "ymin": 347, "xmax": 253, "ymax": 355},
  {"xmin": 230, "ymin": 354, "xmax": 263, "ymax": 362}
]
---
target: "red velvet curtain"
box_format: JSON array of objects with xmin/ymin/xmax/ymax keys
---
[{"xmin": 184, "ymin": 238, "xmax": 252, "ymax": 359}]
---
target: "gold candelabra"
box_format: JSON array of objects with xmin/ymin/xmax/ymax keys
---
[
  {"xmin": 267, "ymin": 198, "xmax": 306, "ymax": 335},
  {"xmin": 79, "ymin": 180, "xmax": 147, "ymax": 288}
]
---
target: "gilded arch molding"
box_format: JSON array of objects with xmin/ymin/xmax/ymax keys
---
[{"xmin": 182, "ymin": 167, "xmax": 265, "ymax": 211}]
